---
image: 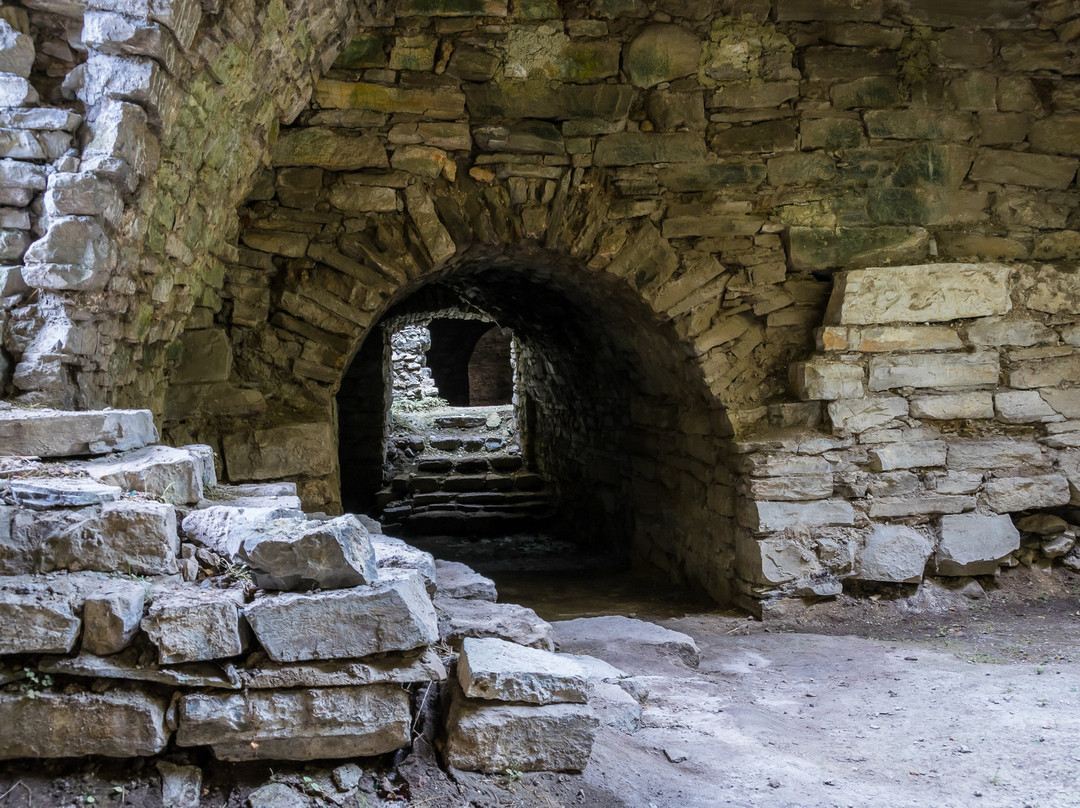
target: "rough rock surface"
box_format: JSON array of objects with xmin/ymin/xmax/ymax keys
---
[
  {"xmin": 936, "ymin": 513, "xmax": 1022, "ymax": 576},
  {"xmin": 553, "ymin": 616, "xmax": 701, "ymax": 669},
  {"xmin": 0, "ymin": 409, "xmax": 156, "ymax": 458},
  {"xmin": 141, "ymin": 584, "xmax": 248, "ymax": 663},
  {"xmin": 435, "ymin": 559, "xmax": 497, "ymax": 601},
  {"xmin": 181, "ymin": 504, "xmax": 305, "ymax": 558},
  {"xmin": 435, "ymin": 595, "xmax": 555, "ymax": 651},
  {"xmin": 240, "ymin": 513, "xmax": 378, "ymax": 590},
  {"xmin": 458, "ymin": 637, "xmax": 589, "ymax": 705},
  {"xmin": 79, "ymin": 444, "xmax": 212, "ymax": 504},
  {"xmin": 857, "ymin": 525, "xmax": 935, "ymax": 583}
]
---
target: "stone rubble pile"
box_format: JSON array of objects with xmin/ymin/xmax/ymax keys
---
[{"xmin": 0, "ymin": 407, "xmax": 604, "ymax": 773}]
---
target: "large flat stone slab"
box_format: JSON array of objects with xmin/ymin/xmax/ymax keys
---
[
  {"xmin": 458, "ymin": 637, "xmax": 589, "ymax": 705},
  {"xmin": 79, "ymin": 444, "xmax": 210, "ymax": 504},
  {"xmin": 142, "ymin": 583, "xmax": 248, "ymax": 664},
  {"xmin": 176, "ymin": 684, "xmax": 410, "ymax": 761},
  {"xmin": 240, "ymin": 514, "xmax": 377, "ymax": 591},
  {"xmin": 0, "ymin": 408, "xmax": 157, "ymax": 458},
  {"xmin": 0, "ymin": 687, "xmax": 170, "ymax": 758},
  {"xmin": 7, "ymin": 477, "xmax": 121, "ymax": 509},
  {"xmin": 443, "ymin": 683, "xmax": 599, "ymax": 773},
  {"xmin": 936, "ymin": 513, "xmax": 1021, "ymax": 575},
  {"xmin": 245, "ymin": 570, "xmax": 438, "ymax": 662},
  {"xmin": 552, "ymin": 615, "xmax": 700, "ymax": 669},
  {"xmin": 435, "ymin": 595, "xmax": 555, "ymax": 651},
  {"xmin": 825, "ymin": 264, "xmax": 1012, "ymax": 325},
  {"xmin": 182, "ymin": 504, "xmax": 306, "ymax": 558}
]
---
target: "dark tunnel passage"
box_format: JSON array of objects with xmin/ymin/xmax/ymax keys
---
[{"xmin": 336, "ymin": 247, "xmax": 737, "ymax": 600}]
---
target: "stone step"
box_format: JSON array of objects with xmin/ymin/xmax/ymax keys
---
[
  {"xmin": 0, "ymin": 407, "xmax": 157, "ymax": 458},
  {"xmin": 391, "ymin": 509, "xmax": 555, "ymax": 536},
  {"xmin": 432, "ymin": 414, "xmax": 489, "ymax": 430}
]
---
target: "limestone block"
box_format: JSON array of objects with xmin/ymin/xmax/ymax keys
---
[
  {"xmin": 868, "ymin": 441, "xmax": 947, "ymax": 472},
  {"xmin": 969, "ymin": 150, "xmax": 1077, "ymax": 189},
  {"xmin": 983, "ymin": 475, "xmax": 1071, "ymax": 513},
  {"xmin": 826, "ymin": 264, "xmax": 1011, "ymax": 325},
  {"xmin": 624, "ymin": 24, "xmax": 701, "ymax": 87},
  {"xmin": 1008, "ymin": 354, "xmax": 1080, "ymax": 390},
  {"xmin": 241, "ymin": 514, "xmax": 378, "ymax": 591},
  {"xmin": 0, "ymin": 129, "xmax": 42, "ymax": 160},
  {"xmin": 391, "ymin": 144, "xmax": 455, "ymax": 180},
  {"xmin": 80, "ymin": 444, "xmax": 206, "ymax": 503},
  {"xmin": 458, "ymin": 637, "xmax": 588, "ymax": 705},
  {"xmin": 245, "ymin": 570, "xmax": 438, "ymax": 662},
  {"xmin": 910, "ymin": 393, "xmax": 995, "ymax": 420},
  {"xmin": 232, "ymin": 648, "xmax": 446, "ymax": 690},
  {"xmin": 1025, "ymin": 265, "xmax": 1080, "ymax": 314},
  {"xmin": 711, "ymin": 80, "xmax": 800, "ymax": 109},
  {"xmin": 967, "ymin": 317, "xmax": 1057, "ymax": 347},
  {"xmin": 444, "ymin": 689, "xmax": 599, "ymax": 773},
  {"xmin": 223, "ymin": 422, "xmax": 335, "ymax": 481},
  {"xmin": 42, "ymin": 499, "xmax": 179, "ymax": 576},
  {"xmin": 553, "ymin": 615, "xmax": 700, "ymax": 669},
  {"xmin": 0, "ymin": 75, "xmax": 38, "ymax": 106},
  {"xmin": 711, "ymin": 120, "xmax": 798, "ymax": 153},
  {"xmin": 790, "ymin": 359, "xmax": 864, "ymax": 401},
  {"xmin": 946, "ymin": 439, "xmax": 1045, "ymax": 469},
  {"xmin": 0, "ymin": 158, "xmax": 45, "ymax": 192},
  {"xmin": 936, "ymin": 513, "xmax": 1021, "ymax": 575},
  {"xmin": 196, "ymin": 482, "xmax": 300, "ymax": 510},
  {"xmin": 594, "ymin": 132, "xmax": 708, "ymax": 166},
  {"xmin": 994, "ymin": 391, "xmax": 1061, "ymax": 423},
  {"xmin": 777, "ymin": 0, "xmax": 882, "ymax": 21},
  {"xmin": 0, "ymin": 578, "xmax": 80, "ymax": 653},
  {"xmin": 738, "ymin": 498, "xmax": 856, "ymax": 533},
  {"xmin": 44, "ymin": 172, "xmax": 123, "ymax": 225},
  {"xmin": 22, "ymin": 217, "xmax": 117, "ymax": 291},
  {"xmin": 736, "ymin": 534, "xmax": 823, "ymax": 585},
  {"xmin": 1041, "ymin": 390, "xmax": 1080, "ymax": 419},
  {"xmin": 82, "ymin": 578, "xmax": 146, "ymax": 655},
  {"xmin": 0, "ymin": 688, "xmax": 170, "ymax": 759},
  {"xmin": 84, "ymin": 0, "xmax": 202, "ymax": 47},
  {"xmin": 79, "ymin": 54, "xmax": 179, "ymax": 127},
  {"xmin": 8, "ymin": 477, "xmax": 121, "ymax": 509},
  {"xmin": 868, "ymin": 352, "xmax": 999, "ymax": 392},
  {"xmin": 315, "ymin": 79, "xmax": 467, "ymax": 119},
  {"xmin": 933, "ymin": 470, "xmax": 984, "ymax": 495},
  {"xmin": 435, "ymin": 596, "xmax": 555, "ymax": 651},
  {"xmin": 743, "ymin": 474, "xmax": 834, "ymax": 502},
  {"xmin": 82, "ymin": 12, "xmax": 173, "ymax": 63},
  {"xmin": 856, "ymin": 525, "xmax": 934, "ymax": 583},
  {"xmin": 328, "ymin": 182, "xmax": 398, "ymax": 213},
  {"xmin": 867, "ymin": 495, "xmax": 973, "ymax": 519},
  {"xmin": 142, "ymin": 584, "xmax": 248, "ymax": 664},
  {"xmin": 828, "ymin": 396, "xmax": 907, "ymax": 433},
  {"xmin": 435, "ymin": 559, "xmax": 497, "ymax": 601},
  {"xmin": 0, "ymin": 20, "xmax": 34, "ymax": 77},
  {"xmin": 157, "ymin": 762, "xmax": 201, "ymax": 808},
  {"xmin": 739, "ymin": 454, "xmax": 833, "ymax": 477},
  {"xmin": 182, "ymin": 505, "xmax": 305, "ymax": 558},
  {"xmin": 177, "ymin": 684, "xmax": 410, "ymax": 761},
  {"xmin": 81, "ymin": 100, "xmax": 157, "ymax": 191},
  {"xmin": 270, "ymin": 127, "xmax": 387, "ymax": 171},
  {"xmin": 173, "ymin": 328, "xmax": 232, "ymax": 383},
  {"xmin": 820, "ymin": 325, "xmax": 962, "ymax": 352},
  {"xmin": 658, "ymin": 160, "xmax": 767, "ymax": 191},
  {"xmin": 405, "ymin": 182, "xmax": 455, "ymax": 264},
  {"xmin": 372, "ymin": 535, "xmax": 436, "ymax": 592}
]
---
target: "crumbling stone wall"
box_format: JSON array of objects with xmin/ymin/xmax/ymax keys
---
[
  {"xmin": 390, "ymin": 324, "xmax": 439, "ymax": 400},
  {"xmin": 0, "ymin": 0, "xmax": 1078, "ymax": 608}
]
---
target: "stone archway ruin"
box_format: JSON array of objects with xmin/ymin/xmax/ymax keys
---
[{"xmin": 0, "ymin": 0, "xmax": 1075, "ymax": 617}]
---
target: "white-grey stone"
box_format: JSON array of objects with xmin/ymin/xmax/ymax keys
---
[
  {"xmin": 22, "ymin": 216, "xmax": 118, "ymax": 291},
  {"xmin": 910, "ymin": 392, "xmax": 996, "ymax": 420},
  {"xmin": 38, "ymin": 649, "xmax": 235, "ymax": 690},
  {"xmin": 332, "ymin": 763, "xmax": 364, "ymax": 792},
  {"xmin": 371, "ymin": 534, "xmax": 436, "ymax": 592},
  {"xmin": 994, "ymin": 391, "xmax": 1062, "ymax": 423},
  {"xmin": 936, "ymin": 513, "xmax": 1021, "ymax": 575},
  {"xmin": 737, "ymin": 534, "xmax": 824, "ymax": 585},
  {"xmin": 967, "ymin": 317, "xmax": 1057, "ymax": 347},
  {"xmin": 1041, "ymin": 389, "xmax": 1080, "ymax": 419},
  {"xmin": 177, "ymin": 684, "xmax": 410, "ymax": 761},
  {"xmin": 868, "ymin": 495, "xmax": 974, "ymax": 519},
  {"xmin": 868, "ymin": 352, "xmax": 999, "ymax": 391},
  {"xmin": 983, "ymin": 475, "xmax": 1071, "ymax": 513},
  {"xmin": 791, "ymin": 359, "xmax": 864, "ymax": 401},
  {"xmin": 0, "ymin": 687, "xmax": 170, "ymax": 759},
  {"xmin": 737, "ymin": 498, "xmax": 856, "ymax": 533},
  {"xmin": 0, "ymin": 577, "xmax": 80, "ymax": 653},
  {"xmin": 444, "ymin": 684, "xmax": 599, "ymax": 773},
  {"xmin": 743, "ymin": 474, "xmax": 834, "ymax": 502},
  {"xmin": 44, "ymin": 172, "xmax": 124, "ymax": 226},
  {"xmin": 435, "ymin": 559, "xmax": 497, "ymax": 601},
  {"xmin": 232, "ymin": 648, "xmax": 446, "ymax": 689},
  {"xmin": 157, "ymin": 761, "xmax": 202, "ymax": 808},
  {"xmin": 435, "ymin": 595, "xmax": 555, "ymax": 651},
  {"xmin": 0, "ymin": 74, "xmax": 39, "ymax": 106},
  {"xmin": 82, "ymin": 577, "xmax": 147, "ymax": 655},
  {"xmin": 458, "ymin": 637, "xmax": 589, "ymax": 705},
  {"xmin": 828, "ymin": 396, "xmax": 907, "ymax": 433},
  {"xmin": 245, "ymin": 570, "xmax": 438, "ymax": 662},
  {"xmin": 0, "ymin": 407, "xmax": 157, "ymax": 457},
  {"xmin": 868, "ymin": 440, "xmax": 947, "ymax": 472},
  {"xmin": 81, "ymin": 100, "xmax": 157, "ymax": 192},
  {"xmin": 857, "ymin": 525, "xmax": 934, "ymax": 583},
  {"xmin": 8, "ymin": 477, "xmax": 122, "ymax": 509},
  {"xmin": 947, "ymin": 439, "xmax": 1045, "ymax": 469},
  {"xmin": 552, "ymin": 615, "xmax": 700, "ymax": 669},
  {"xmin": 1042, "ymin": 533, "xmax": 1076, "ymax": 558},
  {"xmin": 590, "ymin": 681, "xmax": 642, "ymax": 734},
  {"xmin": 826, "ymin": 263, "xmax": 1012, "ymax": 325},
  {"xmin": 240, "ymin": 514, "xmax": 377, "ymax": 591},
  {"xmin": 1061, "ymin": 450, "xmax": 1080, "ymax": 504},
  {"xmin": 930, "ymin": 470, "xmax": 984, "ymax": 494},
  {"xmin": 80, "ymin": 444, "xmax": 208, "ymax": 504},
  {"xmin": 142, "ymin": 584, "xmax": 248, "ymax": 664},
  {"xmin": 246, "ymin": 783, "xmax": 312, "ymax": 808},
  {"xmin": 42, "ymin": 499, "xmax": 179, "ymax": 576},
  {"xmin": 182, "ymin": 505, "xmax": 305, "ymax": 558},
  {"xmin": 0, "ymin": 20, "xmax": 35, "ymax": 78}
]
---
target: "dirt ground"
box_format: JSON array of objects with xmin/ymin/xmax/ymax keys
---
[{"xmin": 2, "ymin": 564, "xmax": 1079, "ymax": 808}]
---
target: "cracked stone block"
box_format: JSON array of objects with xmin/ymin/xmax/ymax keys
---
[
  {"xmin": 372, "ymin": 534, "xmax": 436, "ymax": 593},
  {"xmin": 0, "ymin": 577, "xmax": 80, "ymax": 654},
  {"xmin": 40, "ymin": 499, "xmax": 179, "ymax": 576},
  {"xmin": 182, "ymin": 504, "xmax": 306, "ymax": 558},
  {"xmin": 458, "ymin": 637, "xmax": 589, "ymax": 704},
  {"xmin": 82, "ymin": 577, "xmax": 147, "ymax": 656},
  {"xmin": 80, "ymin": 444, "xmax": 209, "ymax": 504},
  {"xmin": 0, "ymin": 408, "xmax": 157, "ymax": 458},
  {"xmin": 142, "ymin": 583, "xmax": 248, "ymax": 664},
  {"xmin": 936, "ymin": 513, "xmax": 1021, "ymax": 576},
  {"xmin": 856, "ymin": 524, "xmax": 934, "ymax": 583},
  {"xmin": 177, "ymin": 684, "xmax": 410, "ymax": 761},
  {"xmin": 245, "ymin": 570, "xmax": 438, "ymax": 662},
  {"xmin": 0, "ymin": 687, "xmax": 171, "ymax": 759},
  {"xmin": 8, "ymin": 477, "xmax": 122, "ymax": 509},
  {"xmin": 240, "ymin": 514, "xmax": 377, "ymax": 591}
]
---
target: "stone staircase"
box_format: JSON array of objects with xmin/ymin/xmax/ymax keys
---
[{"xmin": 377, "ymin": 405, "xmax": 556, "ymax": 536}]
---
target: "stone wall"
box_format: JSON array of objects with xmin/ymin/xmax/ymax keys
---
[
  {"xmin": 391, "ymin": 323, "xmax": 439, "ymax": 400},
  {"xmin": 0, "ymin": 0, "xmax": 1077, "ymax": 607}
]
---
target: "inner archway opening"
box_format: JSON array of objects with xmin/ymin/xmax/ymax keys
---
[{"xmin": 337, "ymin": 247, "xmax": 736, "ymax": 604}]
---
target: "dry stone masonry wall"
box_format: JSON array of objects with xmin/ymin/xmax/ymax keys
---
[{"xmin": 0, "ymin": 0, "xmax": 1076, "ymax": 610}]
